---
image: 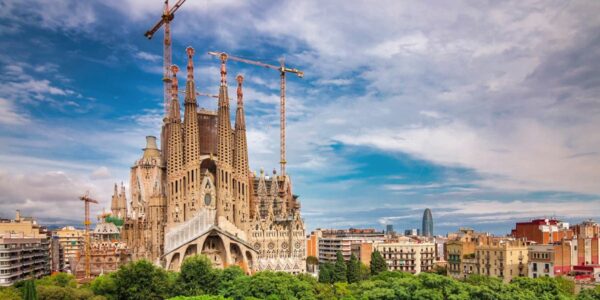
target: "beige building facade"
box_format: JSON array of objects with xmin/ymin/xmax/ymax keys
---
[
  {"xmin": 476, "ymin": 237, "xmax": 529, "ymax": 282},
  {"xmin": 53, "ymin": 226, "xmax": 84, "ymax": 271},
  {"xmin": 375, "ymin": 237, "xmax": 436, "ymax": 274},
  {"xmin": 446, "ymin": 228, "xmax": 487, "ymax": 279},
  {"xmin": 0, "ymin": 212, "xmax": 51, "ymax": 286}
]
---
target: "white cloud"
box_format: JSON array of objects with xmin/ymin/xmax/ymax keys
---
[
  {"xmin": 316, "ymin": 78, "xmax": 353, "ymax": 86},
  {"xmin": 135, "ymin": 51, "xmax": 161, "ymax": 62},
  {"xmin": 90, "ymin": 166, "xmax": 111, "ymax": 180},
  {"xmin": 0, "ymin": 97, "xmax": 29, "ymax": 125}
]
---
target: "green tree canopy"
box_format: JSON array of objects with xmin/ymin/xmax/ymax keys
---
[
  {"xmin": 333, "ymin": 251, "xmax": 347, "ymax": 283},
  {"xmin": 176, "ymin": 255, "xmax": 221, "ymax": 296},
  {"xmin": 318, "ymin": 262, "xmax": 334, "ymax": 284},
  {"xmin": 346, "ymin": 254, "xmax": 360, "ymax": 283},
  {"xmin": 370, "ymin": 250, "xmax": 387, "ymax": 275},
  {"xmin": 222, "ymin": 271, "xmax": 316, "ymax": 300},
  {"xmin": 111, "ymin": 260, "xmax": 172, "ymax": 300}
]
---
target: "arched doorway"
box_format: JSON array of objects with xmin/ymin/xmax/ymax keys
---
[
  {"xmin": 168, "ymin": 253, "xmax": 181, "ymax": 271},
  {"xmin": 245, "ymin": 251, "xmax": 254, "ymax": 274},
  {"xmin": 201, "ymin": 234, "xmax": 226, "ymax": 268},
  {"xmin": 183, "ymin": 244, "xmax": 197, "ymax": 262},
  {"xmin": 230, "ymin": 243, "xmax": 243, "ymax": 267}
]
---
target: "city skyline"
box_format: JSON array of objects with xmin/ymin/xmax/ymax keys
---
[{"xmin": 1, "ymin": 1, "xmax": 599, "ymax": 235}]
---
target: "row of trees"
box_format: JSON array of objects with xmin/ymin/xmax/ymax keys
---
[
  {"xmin": 2, "ymin": 253, "xmax": 600, "ymax": 299},
  {"xmin": 318, "ymin": 251, "xmax": 387, "ymax": 284}
]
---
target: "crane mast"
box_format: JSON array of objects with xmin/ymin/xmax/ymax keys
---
[
  {"xmin": 162, "ymin": 1, "xmax": 172, "ymax": 117},
  {"xmin": 144, "ymin": 0, "xmax": 187, "ymax": 118},
  {"xmin": 279, "ymin": 61, "xmax": 286, "ymax": 176},
  {"xmin": 79, "ymin": 192, "xmax": 98, "ymax": 279},
  {"xmin": 207, "ymin": 51, "xmax": 303, "ymax": 176}
]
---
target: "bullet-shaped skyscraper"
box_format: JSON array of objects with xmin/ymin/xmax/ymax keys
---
[{"xmin": 422, "ymin": 208, "xmax": 433, "ymax": 237}]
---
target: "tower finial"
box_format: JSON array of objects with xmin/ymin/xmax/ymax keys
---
[
  {"xmin": 171, "ymin": 65, "xmax": 179, "ymax": 99},
  {"xmin": 236, "ymin": 75, "xmax": 244, "ymax": 105},
  {"xmin": 169, "ymin": 65, "xmax": 180, "ymax": 120},
  {"xmin": 186, "ymin": 46, "xmax": 194, "ymax": 81},
  {"xmin": 220, "ymin": 53, "xmax": 228, "ymax": 86}
]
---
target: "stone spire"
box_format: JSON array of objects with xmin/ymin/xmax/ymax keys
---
[
  {"xmin": 111, "ymin": 183, "xmax": 118, "ymax": 216},
  {"xmin": 169, "ymin": 65, "xmax": 181, "ymax": 122},
  {"xmin": 233, "ymin": 75, "xmax": 249, "ymax": 177},
  {"xmin": 183, "ymin": 47, "xmax": 200, "ymax": 165},
  {"xmin": 167, "ymin": 65, "xmax": 184, "ymax": 176},
  {"xmin": 217, "ymin": 54, "xmax": 232, "ymax": 166},
  {"xmin": 119, "ymin": 182, "xmax": 128, "ymax": 218}
]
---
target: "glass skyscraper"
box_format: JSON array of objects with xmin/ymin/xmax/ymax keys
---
[{"xmin": 422, "ymin": 208, "xmax": 433, "ymax": 237}]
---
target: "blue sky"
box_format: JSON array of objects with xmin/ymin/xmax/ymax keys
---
[{"xmin": 0, "ymin": 0, "xmax": 599, "ymax": 235}]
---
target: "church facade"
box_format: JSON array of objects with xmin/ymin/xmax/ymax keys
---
[{"xmin": 115, "ymin": 47, "xmax": 306, "ymax": 274}]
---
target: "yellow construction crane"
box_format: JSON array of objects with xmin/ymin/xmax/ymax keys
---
[
  {"xmin": 144, "ymin": 0, "xmax": 187, "ymax": 118},
  {"xmin": 79, "ymin": 192, "xmax": 98, "ymax": 279},
  {"xmin": 208, "ymin": 51, "xmax": 304, "ymax": 176}
]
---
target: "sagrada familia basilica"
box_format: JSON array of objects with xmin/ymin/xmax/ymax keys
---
[{"xmin": 111, "ymin": 47, "xmax": 306, "ymax": 274}]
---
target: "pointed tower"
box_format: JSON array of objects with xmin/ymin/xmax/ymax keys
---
[
  {"xmin": 167, "ymin": 65, "xmax": 184, "ymax": 226},
  {"xmin": 183, "ymin": 47, "xmax": 200, "ymax": 166},
  {"xmin": 119, "ymin": 182, "xmax": 128, "ymax": 218},
  {"xmin": 217, "ymin": 53, "xmax": 233, "ymax": 167},
  {"xmin": 111, "ymin": 183, "xmax": 119, "ymax": 217},
  {"xmin": 233, "ymin": 75, "xmax": 249, "ymax": 177},
  {"xmin": 216, "ymin": 54, "xmax": 234, "ymax": 223},
  {"xmin": 257, "ymin": 169, "xmax": 269, "ymax": 218},
  {"xmin": 232, "ymin": 75, "xmax": 250, "ymax": 229}
]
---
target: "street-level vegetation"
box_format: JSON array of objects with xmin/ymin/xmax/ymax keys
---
[{"xmin": 1, "ymin": 252, "xmax": 600, "ymax": 300}]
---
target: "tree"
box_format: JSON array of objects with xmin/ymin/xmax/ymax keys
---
[
  {"xmin": 346, "ymin": 254, "xmax": 360, "ymax": 283},
  {"xmin": 36, "ymin": 273, "xmax": 77, "ymax": 288},
  {"xmin": 0, "ymin": 287, "xmax": 22, "ymax": 300},
  {"xmin": 91, "ymin": 274, "xmax": 117, "ymax": 300},
  {"xmin": 578, "ymin": 285, "xmax": 600, "ymax": 300},
  {"xmin": 318, "ymin": 262, "xmax": 334, "ymax": 283},
  {"xmin": 370, "ymin": 250, "xmax": 387, "ymax": 275},
  {"xmin": 306, "ymin": 256, "xmax": 319, "ymax": 273},
  {"xmin": 111, "ymin": 260, "xmax": 171, "ymax": 300},
  {"xmin": 223, "ymin": 271, "xmax": 316, "ymax": 300},
  {"xmin": 333, "ymin": 251, "xmax": 347, "ymax": 283},
  {"xmin": 22, "ymin": 279, "xmax": 37, "ymax": 300},
  {"xmin": 217, "ymin": 266, "xmax": 245, "ymax": 294},
  {"xmin": 358, "ymin": 262, "xmax": 371, "ymax": 281},
  {"xmin": 176, "ymin": 255, "xmax": 221, "ymax": 296}
]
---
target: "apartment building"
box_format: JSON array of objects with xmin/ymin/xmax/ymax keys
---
[
  {"xmin": 50, "ymin": 236, "xmax": 65, "ymax": 273},
  {"xmin": 477, "ymin": 237, "xmax": 529, "ymax": 282},
  {"xmin": 0, "ymin": 211, "xmax": 50, "ymax": 286},
  {"xmin": 53, "ymin": 226, "xmax": 84, "ymax": 271},
  {"xmin": 374, "ymin": 237, "xmax": 436, "ymax": 274},
  {"xmin": 446, "ymin": 228, "xmax": 488, "ymax": 279},
  {"xmin": 512, "ymin": 219, "xmax": 572, "ymax": 244},
  {"xmin": 318, "ymin": 228, "xmax": 385, "ymax": 264}
]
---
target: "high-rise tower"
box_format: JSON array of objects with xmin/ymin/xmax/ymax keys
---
[{"xmin": 422, "ymin": 208, "xmax": 433, "ymax": 237}]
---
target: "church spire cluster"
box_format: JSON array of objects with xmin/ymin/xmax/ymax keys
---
[{"xmin": 120, "ymin": 46, "xmax": 306, "ymax": 274}]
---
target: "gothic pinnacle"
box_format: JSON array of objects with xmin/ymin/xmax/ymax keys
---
[
  {"xmin": 171, "ymin": 65, "xmax": 179, "ymax": 99},
  {"xmin": 170, "ymin": 65, "xmax": 180, "ymax": 120},
  {"xmin": 186, "ymin": 46, "xmax": 194, "ymax": 81},
  {"xmin": 220, "ymin": 53, "xmax": 228, "ymax": 86},
  {"xmin": 236, "ymin": 75, "xmax": 244, "ymax": 105}
]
